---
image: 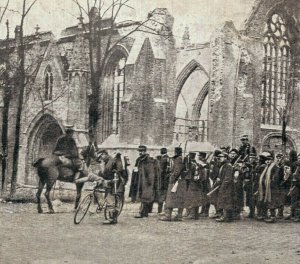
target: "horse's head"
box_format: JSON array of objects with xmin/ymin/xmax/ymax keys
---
[{"xmin": 80, "ymin": 143, "xmax": 100, "ymax": 166}]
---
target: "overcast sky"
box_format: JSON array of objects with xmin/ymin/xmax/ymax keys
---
[{"xmin": 0, "ymin": 0, "xmax": 255, "ymax": 44}]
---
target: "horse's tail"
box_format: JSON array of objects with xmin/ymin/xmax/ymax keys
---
[{"xmin": 32, "ymin": 158, "xmax": 44, "ymax": 168}]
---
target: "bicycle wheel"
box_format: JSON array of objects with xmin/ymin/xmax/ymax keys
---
[
  {"xmin": 104, "ymin": 194, "xmax": 123, "ymax": 222},
  {"xmin": 74, "ymin": 194, "xmax": 93, "ymax": 225}
]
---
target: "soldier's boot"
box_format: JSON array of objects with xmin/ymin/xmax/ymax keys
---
[
  {"xmin": 186, "ymin": 207, "xmax": 199, "ymax": 220},
  {"xmin": 183, "ymin": 208, "xmax": 191, "ymax": 218},
  {"xmin": 211, "ymin": 207, "xmax": 222, "ymax": 219},
  {"xmin": 248, "ymin": 206, "xmax": 255, "ymax": 218},
  {"xmin": 134, "ymin": 202, "xmax": 149, "ymax": 218},
  {"xmin": 265, "ymin": 209, "xmax": 276, "ymax": 223},
  {"xmin": 293, "ymin": 209, "xmax": 300, "ymax": 222},
  {"xmin": 216, "ymin": 210, "xmax": 232, "ymax": 223},
  {"xmin": 199, "ymin": 204, "xmax": 209, "ymax": 217},
  {"xmin": 285, "ymin": 208, "xmax": 295, "ymax": 220},
  {"xmin": 158, "ymin": 203, "xmax": 163, "ymax": 214},
  {"xmin": 173, "ymin": 208, "xmax": 183, "ymax": 221},
  {"xmin": 159, "ymin": 208, "xmax": 172, "ymax": 221},
  {"xmin": 148, "ymin": 202, "xmax": 154, "ymax": 214},
  {"xmin": 277, "ymin": 207, "xmax": 284, "ymax": 219}
]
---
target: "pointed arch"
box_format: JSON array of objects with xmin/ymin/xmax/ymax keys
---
[
  {"xmin": 176, "ymin": 59, "xmax": 209, "ymax": 101},
  {"xmin": 191, "ymin": 81, "xmax": 209, "ymax": 120}
]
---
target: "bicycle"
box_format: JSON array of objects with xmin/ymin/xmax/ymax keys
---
[{"xmin": 74, "ymin": 173, "xmax": 124, "ymax": 225}]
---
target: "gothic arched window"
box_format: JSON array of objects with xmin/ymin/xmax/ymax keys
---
[
  {"xmin": 44, "ymin": 67, "xmax": 53, "ymax": 101},
  {"xmin": 112, "ymin": 57, "xmax": 126, "ymax": 134},
  {"xmin": 261, "ymin": 13, "xmax": 292, "ymax": 125}
]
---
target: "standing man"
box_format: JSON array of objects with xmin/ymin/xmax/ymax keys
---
[
  {"xmin": 198, "ymin": 152, "xmax": 210, "ymax": 217},
  {"xmin": 134, "ymin": 145, "xmax": 160, "ymax": 218},
  {"xmin": 238, "ymin": 135, "xmax": 257, "ymax": 161},
  {"xmin": 159, "ymin": 147, "xmax": 185, "ymax": 221},
  {"xmin": 157, "ymin": 148, "xmax": 171, "ymax": 214},
  {"xmin": 215, "ymin": 152, "xmax": 234, "ymax": 222},
  {"xmin": 243, "ymin": 152, "xmax": 258, "ymax": 218}
]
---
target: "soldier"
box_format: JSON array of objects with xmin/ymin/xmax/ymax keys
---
[
  {"xmin": 229, "ymin": 148, "xmax": 239, "ymax": 165},
  {"xmin": 53, "ymin": 126, "xmax": 82, "ymax": 181},
  {"xmin": 288, "ymin": 155, "xmax": 300, "ymax": 222},
  {"xmin": 97, "ymin": 150, "xmax": 126, "ymax": 224},
  {"xmin": 243, "ymin": 152, "xmax": 258, "ymax": 218},
  {"xmin": 134, "ymin": 145, "xmax": 161, "ymax": 219},
  {"xmin": 238, "ymin": 135, "xmax": 256, "ymax": 161},
  {"xmin": 232, "ymin": 159, "xmax": 244, "ymax": 220},
  {"xmin": 198, "ymin": 152, "xmax": 210, "ymax": 217},
  {"xmin": 255, "ymin": 152, "xmax": 272, "ymax": 220},
  {"xmin": 159, "ymin": 147, "xmax": 186, "ymax": 222},
  {"xmin": 215, "ymin": 152, "xmax": 234, "ymax": 222},
  {"xmin": 157, "ymin": 148, "xmax": 171, "ymax": 214},
  {"xmin": 184, "ymin": 152, "xmax": 204, "ymax": 220},
  {"xmin": 208, "ymin": 149, "xmax": 223, "ymax": 219}
]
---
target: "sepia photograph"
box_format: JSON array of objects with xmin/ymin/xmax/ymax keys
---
[{"xmin": 0, "ymin": 0, "xmax": 300, "ymax": 263}]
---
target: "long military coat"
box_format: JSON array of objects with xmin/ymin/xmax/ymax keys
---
[
  {"xmin": 165, "ymin": 155, "xmax": 186, "ymax": 209},
  {"xmin": 217, "ymin": 161, "xmax": 234, "ymax": 210},
  {"xmin": 136, "ymin": 155, "xmax": 161, "ymax": 203}
]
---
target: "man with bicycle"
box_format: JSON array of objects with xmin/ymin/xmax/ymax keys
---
[{"xmin": 97, "ymin": 149, "xmax": 126, "ymax": 224}]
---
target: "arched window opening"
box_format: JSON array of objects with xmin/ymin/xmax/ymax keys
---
[
  {"xmin": 44, "ymin": 67, "xmax": 53, "ymax": 101},
  {"xmin": 112, "ymin": 57, "xmax": 126, "ymax": 134},
  {"xmin": 261, "ymin": 13, "xmax": 292, "ymax": 125}
]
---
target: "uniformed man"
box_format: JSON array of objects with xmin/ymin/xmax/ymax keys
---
[
  {"xmin": 238, "ymin": 135, "xmax": 257, "ymax": 161},
  {"xmin": 134, "ymin": 145, "xmax": 161, "ymax": 219},
  {"xmin": 198, "ymin": 152, "xmax": 210, "ymax": 217},
  {"xmin": 159, "ymin": 147, "xmax": 185, "ymax": 221},
  {"xmin": 215, "ymin": 152, "xmax": 234, "ymax": 222},
  {"xmin": 53, "ymin": 126, "xmax": 82, "ymax": 181},
  {"xmin": 157, "ymin": 148, "xmax": 171, "ymax": 214},
  {"xmin": 243, "ymin": 152, "xmax": 258, "ymax": 218}
]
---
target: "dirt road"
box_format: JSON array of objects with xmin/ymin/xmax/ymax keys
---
[{"xmin": 1, "ymin": 201, "xmax": 300, "ymax": 264}]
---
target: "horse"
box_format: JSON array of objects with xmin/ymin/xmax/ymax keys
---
[{"xmin": 32, "ymin": 143, "xmax": 98, "ymax": 214}]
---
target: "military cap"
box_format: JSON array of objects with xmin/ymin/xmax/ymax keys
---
[
  {"xmin": 240, "ymin": 135, "xmax": 249, "ymax": 141},
  {"xmin": 229, "ymin": 148, "xmax": 238, "ymax": 154},
  {"xmin": 97, "ymin": 149, "xmax": 108, "ymax": 155},
  {"xmin": 160, "ymin": 148, "xmax": 167, "ymax": 154},
  {"xmin": 214, "ymin": 149, "xmax": 222, "ymax": 157},
  {"xmin": 260, "ymin": 151, "xmax": 273, "ymax": 160},
  {"xmin": 217, "ymin": 152, "xmax": 228, "ymax": 158},
  {"xmin": 138, "ymin": 145, "xmax": 147, "ymax": 152},
  {"xmin": 276, "ymin": 153, "xmax": 283, "ymax": 158},
  {"xmin": 189, "ymin": 152, "xmax": 197, "ymax": 159},
  {"xmin": 198, "ymin": 152, "xmax": 207, "ymax": 159},
  {"xmin": 249, "ymin": 152, "xmax": 257, "ymax": 158}
]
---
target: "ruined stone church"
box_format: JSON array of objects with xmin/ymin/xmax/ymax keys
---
[{"xmin": 1, "ymin": 0, "xmax": 300, "ymax": 186}]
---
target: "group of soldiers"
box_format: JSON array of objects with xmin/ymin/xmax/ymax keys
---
[{"xmin": 129, "ymin": 135, "xmax": 300, "ymax": 223}]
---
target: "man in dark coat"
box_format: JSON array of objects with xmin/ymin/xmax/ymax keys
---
[
  {"xmin": 243, "ymin": 152, "xmax": 258, "ymax": 218},
  {"xmin": 198, "ymin": 152, "xmax": 210, "ymax": 217},
  {"xmin": 288, "ymin": 156, "xmax": 300, "ymax": 222},
  {"xmin": 208, "ymin": 149, "xmax": 223, "ymax": 219},
  {"xmin": 53, "ymin": 126, "xmax": 82, "ymax": 180},
  {"xmin": 215, "ymin": 152, "xmax": 234, "ymax": 222},
  {"xmin": 238, "ymin": 135, "xmax": 257, "ymax": 162},
  {"xmin": 134, "ymin": 145, "xmax": 161, "ymax": 218},
  {"xmin": 159, "ymin": 147, "xmax": 185, "ymax": 221},
  {"xmin": 157, "ymin": 148, "xmax": 171, "ymax": 214},
  {"xmin": 184, "ymin": 152, "xmax": 205, "ymax": 220}
]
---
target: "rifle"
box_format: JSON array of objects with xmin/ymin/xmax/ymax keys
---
[{"xmin": 207, "ymin": 185, "xmax": 220, "ymax": 198}]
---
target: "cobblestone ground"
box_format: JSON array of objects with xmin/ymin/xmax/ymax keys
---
[{"xmin": 0, "ymin": 200, "xmax": 300, "ymax": 264}]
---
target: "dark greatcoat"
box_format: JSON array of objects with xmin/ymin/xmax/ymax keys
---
[
  {"xmin": 157, "ymin": 154, "xmax": 170, "ymax": 203},
  {"xmin": 184, "ymin": 159, "xmax": 205, "ymax": 208},
  {"xmin": 165, "ymin": 155, "xmax": 186, "ymax": 209},
  {"xmin": 129, "ymin": 158, "xmax": 140, "ymax": 201},
  {"xmin": 136, "ymin": 154, "xmax": 161, "ymax": 204},
  {"xmin": 243, "ymin": 162, "xmax": 257, "ymax": 207},
  {"xmin": 217, "ymin": 161, "xmax": 234, "ymax": 210},
  {"xmin": 290, "ymin": 166, "xmax": 300, "ymax": 209},
  {"xmin": 208, "ymin": 161, "xmax": 220, "ymax": 206},
  {"xmin": 232, "ymin": 165, "xmax": 244, "ymax": 211}
]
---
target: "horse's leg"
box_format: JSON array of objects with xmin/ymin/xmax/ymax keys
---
[
  {"xmin": 75, "ymin": 182, "xmax": 84, "ymax": 210},
  {"xmin": 36, "ymin": 179, "xmax": 45, "ymax": 213},
  {"xmin": 45, "ymin": 180, "xmax": 56, "ymax": 214}
]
